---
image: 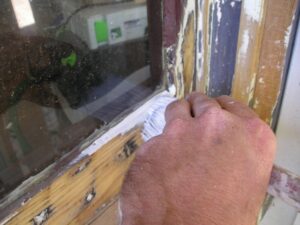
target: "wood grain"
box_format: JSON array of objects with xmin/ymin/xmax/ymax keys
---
[
  {"xmin": 232, "ymin": 0, "xmax": 298, "ymax": 125},
  {"xmin": 232, "ymin": 0, "xmax": 267, "ymax": 105},
  {"xmin": 252, "ymin": 0, "xmax": 298, "ymax": 125},
  {"xmin": 89, "ymin": 201, "xmax": 118, "ymax": 225},
  {"xmin": 1, "ymin": 129, "xmax": 142, "ymax": 225},
  {"xmin": 183, "ymin": 13, "xmax": 195, "ymax": 96}
]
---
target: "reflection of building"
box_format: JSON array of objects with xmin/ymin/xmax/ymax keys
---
[{"xmin": 62, "ymin": 1, "xmax": 148, "ymax": 49}]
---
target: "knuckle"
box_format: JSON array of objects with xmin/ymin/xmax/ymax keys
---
[
  {"xmin": 200, "ymin": 106, "xmax": 223, "ymax": 119},
  {"xmin": 166, "ymin": 100, "xmax": 183, "ymax": 112},
  {"xmin": 246, "ymin": 117, "xmax": 276, "ymax": 156}
]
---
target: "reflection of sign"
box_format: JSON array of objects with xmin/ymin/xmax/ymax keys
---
[{"xmin": 111, "ymin": 27, "xmax": 122, "ymax": 40}]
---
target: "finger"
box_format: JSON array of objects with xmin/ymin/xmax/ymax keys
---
[
  {"xmin": 165, "ymin": 99, "xmax": 192, "ymax": 124},
  {"xmin": 187, "ymin": 92, "xmax": 221, "ymax": 118},
  {"xmin": 216, "ymin": 95, "xmax": 258, "ymax": 118}
]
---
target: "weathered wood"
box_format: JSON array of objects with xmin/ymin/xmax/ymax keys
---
[
  {"xmin": 0, "ymin": 90, "xmax": 171, "ymax": 224},
  {"xmin": 196, "ymin": 0, "xmax": 211, "ymax": 94},
  {"xmin": 251, "ymin": 0, "xmax": 298, "ymax": 125},
  {"xmin": 232, "ymin": 0, "xmax": 267, "ymax": 105},
  {"xmin": 168, "ymin": 0, "xmax": 242, "ymax": 97},
  {"xmin": 232, "ymin": 0, "xmax": 299, "ymax": 125},
  {"xmin": 89, "ymin": 201, "xmax": 118, "ymax": 225},
  {"xmin": 0, "ymin": 129, "xmax": 141, "ymax": 225},
  {"xmin": 173, "ymin": 0, "xmax": 196, "ymax": 98},
  {"xmin": 183, "ymin": 13, "xmax": 196, "ymax": 96}
]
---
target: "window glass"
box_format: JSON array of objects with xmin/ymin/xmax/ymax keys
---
[{"xmin": 0, "ymin": 0, "xmax": 158, "ymax": 198}]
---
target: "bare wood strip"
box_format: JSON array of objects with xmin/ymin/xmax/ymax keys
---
[
  {"xmin": 231, "ymin": 0, "xmax": 267, "ymax": 105},
  {"xmin": 252, "ymin": 0, "xmax": 298, "ymax": 125},
  {"xmin": 183, "ymin": 13, "xmax": 196, "ymax": 96}
]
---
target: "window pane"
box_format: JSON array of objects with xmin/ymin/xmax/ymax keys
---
[{"xmin": 0, "ymin": 0, "xmax": 159, "ymax": 198}]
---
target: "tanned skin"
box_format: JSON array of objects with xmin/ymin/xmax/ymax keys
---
[{"xmin": 120, "ymin": 93, "xmax": 276, "ymax": 225}]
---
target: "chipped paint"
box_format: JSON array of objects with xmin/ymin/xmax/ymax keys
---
[
  {"xmin": 240, "ymin": 29, "xmax": 250, "ymax": 55},
  {"xmin": 216, "ymin": 0, "xmax": 222, "ymax": 24},
  {"xmin": 243, "ymin": 0, "xmax": 264, "ymax": 22},
  {"xmin": 247, "ymin": 73, "xmax": 257, "ymax": 104},
  {"xmin": 285, "ymin": 24, "xmax": 292, "ymax": 49},
  {"xmin": 174, "ymin": 0, "xmax": 196, "ymax": 98},
  {"xmin": 258, "ymin": 77, "xmax": 265, "ymax": 84},
  {"xmin": 84, "ymin": 189, "xmax": 96, "ymax": 205},
  {"xmin": 253, "ymin": 99, "xmax": 260, "ymax": 109},
  {"xmin": 31, "ymin": 206, "xmax": 53, "ymax": 225}
]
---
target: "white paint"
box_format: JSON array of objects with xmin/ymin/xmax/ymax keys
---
[
  {"xmin": 33, "ymin": 210, "xmax": 48, "ymax": 225},
  {"xmin": 70, "ymin": 91, "xmax": 174, "ymax": 164},
  {"xmin": 195, "ymin": 0, "xmax": 204, "ymax": 89},
  {"xmin": 258, "ymin": 77, "xmax": 265, "ymax": 84},
  {"xmin": 168, "ymin": 84, "xmax": 176, "ymax": 97},
  {"xmin": 285, "ymin": 24, "xmax": 292, "ymax": 49},
  {"xmin": 142, "ymin": 95, "xmax": 176, "ymax": 141},
  {"xmin": 240, "ymin": 29, "xmax": 250, "ymax": 55},
  {"xmin": 11, "ymin": 0, "xmax": 35, "ymax": 28},
  {"xmin": 230, "ymin": 2, "xmax": 236, "ymax": 8},
  {"xmin": 216, "ymin": 0, "xmax": 222, "ymax": 24},
  {"xmin": 247, "ymin": 73, "xmax": 257, "ymax": 103},
  {"xmin": 253, "ymin": 99, "xmax": 260, "ymax": 109},
  {"xmin": 274, "ymin": 40, "xmax": 281, "ymax": 45},
  {"xmin": 243, "ymin": 0, "xmax": 263, "ymax": 22}
]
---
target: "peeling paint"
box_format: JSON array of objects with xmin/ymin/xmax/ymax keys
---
[
  {"xmin": 243, "ymin": 0, "xmax": 263, "ymax": 22},
  {"xmin": 174, "ymin": 0, "xmax": 196, "ymax": 98},
  {"xmin": 31, "ymin": 206, "xmax": 53, "ymax": 225},
  {"xmin": 84, "ymin": 188, "xmax": 96, "ymax": 205},
  {"xmin": 253, "ymin": 99, "xmax": 260, "ymax": 109},
  {"xmin": 240, "ymin": 29, "xmax": 250, "ymax": 55},
  {"xmin": 247, "ymin": 73, "xmax": 257, "ymax": 104},
  {"xmin": 258, "ymin": 77, "xmax": 265, "ymax": 84},
  {"xmin": 285, "ymin": 24, "xmax": 292, "ymax": 49},
  {"xmin": 216, "ymin": 0, "xmax": 222, "ymax": 24}
]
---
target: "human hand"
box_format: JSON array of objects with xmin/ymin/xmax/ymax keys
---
[{"xmin": 120, "ymin": 93, "xmax": 276, "ymax": 225}]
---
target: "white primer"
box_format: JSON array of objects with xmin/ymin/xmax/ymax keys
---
[
  {"xmin": 70, "ymin": 91, "xmax": 175, "ymax": 164},
  {"xmin": 243, "ymin": 0, "xmax": 263, "ymax": 22}
]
